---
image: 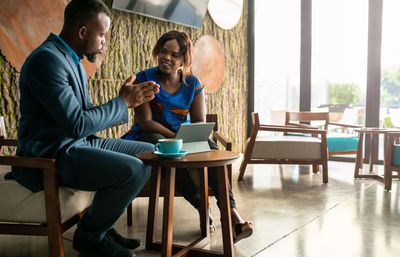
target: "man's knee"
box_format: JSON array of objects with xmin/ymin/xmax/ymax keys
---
[{"xmin": 120, "ymin": 161, "xmax": 151, "ymax": 188}]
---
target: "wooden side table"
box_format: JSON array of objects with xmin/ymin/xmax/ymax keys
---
[
  {"xmin": 354, "ymin": 128, "xmax": 400, "ymax": 181},
  {"xmin": 136, "ymin": 150, "xmax": 239, "ymax": 257}
]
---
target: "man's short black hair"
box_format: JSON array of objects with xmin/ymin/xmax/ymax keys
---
[{"xmin": 64, "ymin": 0, "xmax": 110, "ymax": 27}]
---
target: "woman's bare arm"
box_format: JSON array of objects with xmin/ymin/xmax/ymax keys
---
[{"xmin": 190, "ymin": 90, "xmax": 206, "ymax": 123}]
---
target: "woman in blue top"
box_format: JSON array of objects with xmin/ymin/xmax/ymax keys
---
[{"xmin": 122, "ymin": 30, "xmax": 253, "ymax": 242}]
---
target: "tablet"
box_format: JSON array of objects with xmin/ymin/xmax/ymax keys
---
[
  {"xmin": 175, "ymin": 122, "xmax": 215, "ymax": 143},
  {"xmin": 175, "ymin": 122, "xmax": 215, "ymax": 154}
]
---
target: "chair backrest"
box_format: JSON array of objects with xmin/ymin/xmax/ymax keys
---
[
  {"xmin": 285, "ymin": 111, "xmax": 330, "ymax": 130},
  {"xmin": 206, "ymin": 114, "xmax": 218, "ymax": 132}
]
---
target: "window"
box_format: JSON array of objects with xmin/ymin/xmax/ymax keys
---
[
  {"xmin": 311, "ymin": 0, "xmax": 368, "ymax": 127},
  {"xmin": 254, "ymin": 0, "xmax": 300, "ymax": 123}
]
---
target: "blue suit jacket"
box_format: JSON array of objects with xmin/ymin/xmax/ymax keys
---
[{"xmin": 11, "ymin": 33, "xmax": 128, "ymax": 192}]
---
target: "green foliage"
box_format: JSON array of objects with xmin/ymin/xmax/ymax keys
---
[
  {"xmin": 329, "ymin": 83, "xmax": 361, "ymax": 105},
  {"xmin": 381, "ymin": 66, "xmax": 400, "ymax": 107}
]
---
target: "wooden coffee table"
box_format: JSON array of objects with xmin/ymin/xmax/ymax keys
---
[
  {"xmin": 136, "ymin": 150, "xmax": 240, "ymax": 257},
  {"xmin": 354, "ymin": 128, "xmax": 400, "ymax": 180}
]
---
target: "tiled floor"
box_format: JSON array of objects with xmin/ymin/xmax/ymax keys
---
[{"xmin": 1, "ymin": 159, "xmax": 399, "ymax": 257}]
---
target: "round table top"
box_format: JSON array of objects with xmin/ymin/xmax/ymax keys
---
[{"xmin": 136, "ymin": 150, "xmax": 239, "ymax": 168}]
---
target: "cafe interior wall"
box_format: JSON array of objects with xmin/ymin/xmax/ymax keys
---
[{"xmin": 0, "ymin": 0, "xmax": 248, "ymax": 153}]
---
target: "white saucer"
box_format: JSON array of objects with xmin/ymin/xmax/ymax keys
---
[{"xmin": 154, "ymin": 150, "xmax": 187, "ymax": 159}]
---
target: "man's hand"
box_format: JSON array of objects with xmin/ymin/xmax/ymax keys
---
[{"xmin": 119, "ymin": 75, "xmax": 160, "ymax": 108}]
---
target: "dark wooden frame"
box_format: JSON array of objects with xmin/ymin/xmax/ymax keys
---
[
  {"xmin": 0, "ymin": 136, "xmax": 86, "ymax": 257},
  {"xmin": 126, "ymin": 114, "xmax": 233, "ymax": 226},
  {"xmin": 238, "ymin": 112, "xmax": 328, "ymax": 183},
  {"xmin": 383, "ymin": 132, "xmax": 400, "ymax": 191}
]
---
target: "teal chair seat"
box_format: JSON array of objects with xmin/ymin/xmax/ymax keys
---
[
  {"xmin": 392, "ymin": 144, "xmax": 400, "ymax": 167},
  {"xmin": 327, "ymin": 133, "xmax": 358, "ymax": 153},
  {"xmin": 288, "ymin": 132, "xmax": 358, "ymax": 153}
]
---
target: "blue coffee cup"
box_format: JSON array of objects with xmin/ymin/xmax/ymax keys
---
[{"xmin": 155, "ymin": 138, "xmax": 183, "ymax": 154}]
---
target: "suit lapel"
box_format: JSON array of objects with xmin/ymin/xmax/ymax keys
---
[
  {"xmin": 49, "ymin": 34, "xmax": 87, "ymax": 109},
  {"xmin": 79, "ymin": 62, "xmax": 91, "ymax": 109}
]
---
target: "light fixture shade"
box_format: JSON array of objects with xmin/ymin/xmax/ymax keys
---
[{"xmin": 208, "ymin": 0, "xmax": 243, "ymax": 30}]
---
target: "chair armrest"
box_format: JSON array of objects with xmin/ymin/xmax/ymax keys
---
[
  {"xmin": 213, "ymin": 131, "xmax": 232, "ymax": 151},
  {"xmin": 0, "ymin": 138, "xmax": 18, "ymax": 147},
  {"xmin": 0, "ymin": 155, "xmax": 56, "ymax": 169}
]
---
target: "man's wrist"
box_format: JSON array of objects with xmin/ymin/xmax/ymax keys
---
[{"xmin": 118, "ymin": 96, "xmax": 130, "ymax": 108}]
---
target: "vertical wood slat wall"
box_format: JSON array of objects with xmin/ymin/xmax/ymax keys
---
[{"xmin": 0, "ymin": 0, "xmax": 248, "ymax": 153}]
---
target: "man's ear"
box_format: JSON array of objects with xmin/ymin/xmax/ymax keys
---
[{"xmin": 78, "ymin": 26, "xmax": 87, "ymax": 40}]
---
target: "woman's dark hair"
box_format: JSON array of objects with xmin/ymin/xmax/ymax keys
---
[
  {"xmin": 64, "ymin": 0, "xmax": 110, "ymax": 27},
  {"xmin": 152, "ymin": 30, "xmax": 194, "ymax": 82}
]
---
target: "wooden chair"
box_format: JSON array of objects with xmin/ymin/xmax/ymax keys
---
[
  {"xmin": 383, "ymin": 132, "xmax": 400, "ymax": 191},
  {"xmin": 285, "ymin": 111, "xmax": 362, "ymax": 156},
  {"xmin": 0, "ymin": 116, "xmax": 94, "ymax": 257},
  {"xmin": 238, "ymin": 112, "xmax": 328, "ymax": 183},
  {"xmin": 126, "ymin": 114, "xmax": 232, "ymax": 226}
]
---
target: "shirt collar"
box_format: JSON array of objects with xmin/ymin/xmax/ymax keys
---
[{"xmin": 52, "ymin": 32, "xmax": 84, "ymax": 66}]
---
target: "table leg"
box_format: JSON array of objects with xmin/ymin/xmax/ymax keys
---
[
  {"xmin": 354, "ymin": 132, "xmax": 364, "ymax": 178},
  {"xmin": 146, "ymin": 166, "xmax": 161, "ymax": 249},
  {"xmin": 216, "ymin": 165, "xmax": 234, "ymax": 257},
  {"xmin": 384, "ymin": 135, "xmax": 393, "ymax": 191},
  {"xmin": 162, "ymin": 167, "xmax": 176, "ymax": 257},
  {"xmin": 199, "ymin": 167, "xmax": 210, "ymax": 239},
  {"xmin": 369, "ymin": 134, "xmax": 376, "ymax": 172}
]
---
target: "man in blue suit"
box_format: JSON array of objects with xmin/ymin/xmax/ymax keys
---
[{"xmin": 10, "ymin": 0, "xmax": 159, "ymax": 256}]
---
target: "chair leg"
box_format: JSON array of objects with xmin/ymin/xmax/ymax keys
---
[
  {"xmin": 127, "ymin": 202, "xmax": 132, "ymax": 226},
  {"xmin": 322, "ymin": 163, "xmax": 328, "ymax": 184},
  {"xmin": 47, "ymin": 229, "xmax": 64, "ymax": 257},
  {"xmin": 238, "ymin": 159, "xmax": 248, "ymax": 181},
  {"xmin": 312, "ymin": 164, "xmax": 319, "ymax": 173},
  {"xmin": 385, "ymin": 173, "xmax": 392, "ymax": 191},
  {"xmin": 384, "ymin": 166, "xmax": 392, "ymax": 191}
]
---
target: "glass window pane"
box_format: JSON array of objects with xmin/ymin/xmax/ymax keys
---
[
  {"xmin": 379, "ymin": 0, "xmax": 400, "ymax": 160},
  {"xmin": 311, "ymin": 0, "xmax": 368, "ymax": 127},
  {"xmin": 254, "ymin": 0, "xmax": 300, "ymax": 123}
]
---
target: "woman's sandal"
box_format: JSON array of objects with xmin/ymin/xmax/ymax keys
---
[{"xmin": 233, "ymin": 221, "xmax": 254, "ymax": 243}]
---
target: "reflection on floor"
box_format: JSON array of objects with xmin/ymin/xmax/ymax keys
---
[{"xmin": 1, "ymin": 160, "xmax": 399, "ymax": 257}]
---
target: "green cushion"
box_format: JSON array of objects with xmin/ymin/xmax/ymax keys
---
[
  {"xmin": 392, "ymin": 145, "xmax": 400, "ymax": 167},
  {"xmin": 287, "ymin": 132, "xmax": 359, "ymax": 153},
  {"xmin": 286, "ymin": 132, "xmax": 312, "ymax": 137},
  {"xmin": 327, "ymin": 133, "xmax": 358, "ymax": 153}
]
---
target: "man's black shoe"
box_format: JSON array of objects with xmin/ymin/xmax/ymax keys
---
[
  {"xmin": 73, "ymin": 231, "xmax": 135, "ymax": 257},
  {"xmin": 107, "ymin": 228, "xmax": 142, "ymax": 250}
]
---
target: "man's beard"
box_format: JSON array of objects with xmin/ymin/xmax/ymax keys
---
[
  {"xmin": 83, "ymin": 40, "xmax": 99, "ymax": 63},
  {"xmin": 85, "ymin": 53, "xmax": 97, "ymax": 63}
]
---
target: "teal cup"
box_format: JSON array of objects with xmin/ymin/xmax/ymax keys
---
[{"xmin": 155, "ymin": 138, "xmax": 183, "ymax": 154}]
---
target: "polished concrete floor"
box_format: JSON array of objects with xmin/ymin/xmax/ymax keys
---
[{"xmin": 1, "ymin": 159, "xmax": 399, "ymax": 257}]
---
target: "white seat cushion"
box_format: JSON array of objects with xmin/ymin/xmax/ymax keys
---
[
  {"xmin": 0, "ymin": 165, "xmax": 95, "ymax": 224},
  {"xmin": 249, "ymin": 135, "xmax": 322, "ymax": 160}
]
